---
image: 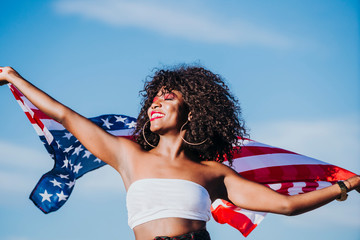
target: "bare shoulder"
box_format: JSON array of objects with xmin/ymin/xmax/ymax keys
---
[
  {"xmin": 116, "ymin": 136, "xmax": 144, "ymax": 152},
  {"xmin": 200, "ymin": 160, "xmax": 237, "ymax": 177},
  {"xmin": 201, "ymin": 161, "xmax": 238, "ymax": 182},
  {"xmin": 113, "ymin": 137, "xmax": 146, "ymax": 171}
]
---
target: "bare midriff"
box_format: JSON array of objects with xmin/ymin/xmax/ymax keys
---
[{"xmin": 133, "ymin": 218, "xmax": 207, "ymax": 240}]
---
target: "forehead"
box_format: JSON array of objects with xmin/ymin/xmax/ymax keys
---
[{"xmin": 155, "ymin": 87, "xmax": 183, "ymax": 99}]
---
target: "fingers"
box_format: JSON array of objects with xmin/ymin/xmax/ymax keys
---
[
  {"xmin": 0, "ymin": 67, "xmax": 10, "ymax": 85},
  {"xmin": 0, "ymin": 66, "xmax": 19, "ymax": 85},
  {"xmin": 0, "ymin": 77, "xmax": 9, "ymax": 86},
  {"xmin": 352, "ymin": 175, "xmax": 360, "ymax": 193}
]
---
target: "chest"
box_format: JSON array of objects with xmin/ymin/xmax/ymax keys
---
[{"xmin": 126, "ymin": 157, "xmax": 225, "ymax": 201}]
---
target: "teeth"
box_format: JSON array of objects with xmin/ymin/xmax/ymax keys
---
[{"xmin": 152, "ymin": 113, "xmax": 165, "ymax": 118}]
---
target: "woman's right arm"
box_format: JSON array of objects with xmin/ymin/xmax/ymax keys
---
[{"xmin": 0, "ymin": 66, "xmax": 140, "ymax": 172}]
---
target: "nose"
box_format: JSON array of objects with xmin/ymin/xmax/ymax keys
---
[{"xmin": 151, "ymin": 98, "xmax": 162, "ymax": 109}]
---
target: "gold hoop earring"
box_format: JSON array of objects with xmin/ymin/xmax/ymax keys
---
[
  {"xmin": 180, "ymin": 120, "xmax": 207, "ymax": 146},
  {"xmin": 142, "ymin": 120, "xmax": 157, "ymax": 148}
]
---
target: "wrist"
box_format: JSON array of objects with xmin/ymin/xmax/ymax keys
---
[
  {"xmin": 336, "ymin": 181, "xmax": 349, "ymax": 201},
  {"xmin": 345, "ymin": 175, "xmax": 360, "ymax": 191},
  {"xmin": 7, "ymin": 71, "xmax": 24, "ymax": 85},
  {"xmin": 344, "ymin": 179, "xmax": 351, "ymax": 190}
]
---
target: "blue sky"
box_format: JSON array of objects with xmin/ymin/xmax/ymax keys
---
[{"xmin": 0, "ymin": 0, "xmax": 359, "ymax": 239}]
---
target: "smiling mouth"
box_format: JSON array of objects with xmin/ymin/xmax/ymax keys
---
[{"xmin": 150, "ymin": 112, "xmax": 165, "ymax": 121}]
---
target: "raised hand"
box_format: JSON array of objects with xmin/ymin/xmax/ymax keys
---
[
  {"xmin": 0, "ymin": 66, "xmax": 22, "ymax": 86},
  {"xmin": 346, "ymin": 175, "xmax": 360, "ymax": 194},
  {"xmin": 0, "ymin": 67, "xmax": 8, "ymax": 86}
]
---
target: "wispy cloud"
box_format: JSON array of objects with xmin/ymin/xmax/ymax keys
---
[
  {"xmin": 4, "ymin": 237, "xmax": 31, "ymax": 240},
  {"xmin": 0, "ymin": 170, "xmax": 36, "ymax": 193},
  {"xmin": 0, "ymin": 140, "xmax": 50, "ymax": 170},
  {"xmin": 0, "ymin": 141, "xmax": 50, "ymax": 196},
  {"xmin": 54, "ymin": 0, "xmax": 292, "ymax": 48}
]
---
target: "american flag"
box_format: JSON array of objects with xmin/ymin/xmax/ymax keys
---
[
  {"xmin": 8, "ymin": 83, "xmax": 355, "ymax": 237},
  {"xmin": 211, "ymin": 139, "xmax": 355, "ymax": 236},
  {"xmin": 8, "ymin": 84, "xmax": 136, "ymax": 213}
]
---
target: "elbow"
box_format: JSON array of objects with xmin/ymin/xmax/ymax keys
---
[
  {"xmin": 280, "ymin": 198, "xmax": 298, "ymax": 216},
  {"xmin": 57, "ymin": 107, "xmax": 73, "ymax": 125}
]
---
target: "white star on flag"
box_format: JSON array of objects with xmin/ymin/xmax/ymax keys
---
[
  {"xmin": 73, "ymin": 162, "xmax": 83, "ymax": 174},
  {"xmin": 50, "ymin": 178, "xmax": 62, "ymax": 188},
  {"xmin": 72, "ymin": 145, "xmax": 84, "ymax": 156},
  {"xmin": 64, "ymin": 145, "xmax": 74, "ymax": 153},
  {"xmin": 56, "ymin": 191, "xmax": 69, "ymax": 202},
  {"xmin": 39, "ymin": 190, "xmax": 53, "ymax": 202},
  {"xmin": 83, "ymin": 150, "xmax": 92, "ymax": 158},
  {"xmin": 102, "ymin": 118, "xmax": 113, "ymax": 129},
  {"xmin": 56, "ymin": 140, "xmax": 62, "ymax": 148},
  {"xmin": 63, "ymin": 132, "xmax": 73, "ymax": 140},
  {"xmin": 66, "ymin": 180, "xmax": 76, "ymax": 189},
  {"xmin": 115, "ymin": 115, "xmax": 127, "ymax": 122},
  {"xmin": 58, "ymin": 174, "xmax": 69, "ymax": 179},
  {"xmin": 126, "ymin": 121, "xmax": 136, "ymax": 128},
  {"xmin": 62, "ymin": 157, "xmax": 69, "ymax": 168},
  {"xmin": 94, "ymin": 158, "xmax": 101, "ymax": 163}
]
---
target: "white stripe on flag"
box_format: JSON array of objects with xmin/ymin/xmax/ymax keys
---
[
  {"xmin": 108, "ymin": 129, "xmax": 135, "ymax": 136},
  {"xmin": 18, "ymin": 99, "xmax": 35, "ymax": 118},
  {"xmin": 17, "ymin": 100, "xmax": 31, "ymax": 115},
  {"xmin": 268, "ymin": 183, "xmax": 282, "ymax": 191},
  {"xmin": 238, "ymin": 208, "xmax": 266, "ymax": 224},
  {"xmin": 287, "ymin": 182, "xmax": 307, "ymax": 195},
  {"xmin": 32, "ymin": 124, "xmax": 44, "ymax": 136},
  {"xmin": 43, "ymin": 127, "xmax": 54, "ymax": 144},
  {"xmin": 21, "ymin": 96, "xmax": 38, "ymax": 110},
  {"xmin": 42, "ymin": 119, "xmax": 65, "ymax": 130},
  {"xmin": 231, "ymin": 153, "xmax": 329, "ymax": 173},
  {"xmin": 316, "ymin": 181, "xmax": 332, "ymax": 190}
]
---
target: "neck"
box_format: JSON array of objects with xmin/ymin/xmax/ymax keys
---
[{"xmin": 151, "ymin": 132, "xmax": 187, "ymax": 161}]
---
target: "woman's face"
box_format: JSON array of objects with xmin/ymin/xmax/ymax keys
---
[{"xmin": 147, "ymin": 88, "xmax": 188, "ymax": 134}]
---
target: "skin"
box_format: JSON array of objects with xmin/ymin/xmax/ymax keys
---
[{"xmin": 1, "ymin": 66, "xmax": 359, "ymax": 240}]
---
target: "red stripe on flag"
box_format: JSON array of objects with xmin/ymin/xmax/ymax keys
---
[
  {"xmin": 211, "ymin": 200, "xmax": 257, "ymax": 237},
  {"xmin": 24, "ymin": 112, "xmax": 37, "ymax": 124},
  {"xmin": 232, "ymin": 146, "xmax": 299, "ymax": 159},
  {"xmin": 240, "ymin": 164, "xmax": 355, "ymax": 183},
  {"xmin": 10, "ymin": 86, "xmax": 22, "ymax": 100},
  {"xmin": 32, "ymin": 109, "xmax": 52, "ymax": 120},
  {"xmin": 34, "ymin": 116, "xmax": 45, "ymax": 130},
  {"xmin": 25, "ymin": 111, "xmax": 45, "ymax": 130},
  {"xmin": 302, "ymin": 181, "xmax": 320, "ymax": 193}
]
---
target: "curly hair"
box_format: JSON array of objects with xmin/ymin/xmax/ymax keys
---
[{"xmin": 132, "ymin": 64, "xmax": 247, "ymax": 165}]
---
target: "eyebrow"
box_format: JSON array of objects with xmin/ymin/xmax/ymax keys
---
[{"xmin": 152, "ymin": 92, "xmax": 177, "ymax": 102}]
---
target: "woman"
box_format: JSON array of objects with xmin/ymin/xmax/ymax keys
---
[{"xmin": 0, "ymin": 65, "xmax": 359, "ymax": 240}]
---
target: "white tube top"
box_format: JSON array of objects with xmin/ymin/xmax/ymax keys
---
[{"xmin": 126, "ymin": 178, "xmax": 212, "ymax": 229}]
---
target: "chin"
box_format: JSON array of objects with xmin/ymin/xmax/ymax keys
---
[{"xmin": 150, "ymin": 124, "xmax": 162, "ymax": 133}]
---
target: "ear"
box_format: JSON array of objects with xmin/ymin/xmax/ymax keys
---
[{"xmin": 188, "ymin": 112, "xmax": 192, "ymax": 121}]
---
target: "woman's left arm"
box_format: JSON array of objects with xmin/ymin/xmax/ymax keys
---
[{"xmin": 221, "ymin": 165, "xmax": 360, "ymax": 216}]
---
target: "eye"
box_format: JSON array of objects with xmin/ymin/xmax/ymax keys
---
[{"xmin": 164, "ymin": 93, "xmax": 175, "ymax": 100}]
